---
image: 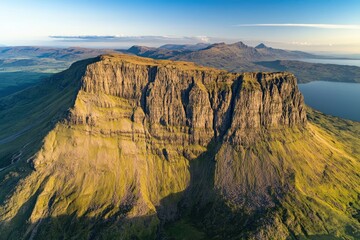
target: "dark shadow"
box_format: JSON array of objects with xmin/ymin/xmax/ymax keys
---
[{"xmin": 154, "ymin": 137, "xmax": 287, "ymax": 240}]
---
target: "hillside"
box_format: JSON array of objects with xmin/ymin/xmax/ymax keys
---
[
  {"xmin": 0, "ymin": 54, "xmax": 359, "ymax": 239},
  {"xmin": 257, "ymin": 60, "xmax": 360, "ymax": 83}
]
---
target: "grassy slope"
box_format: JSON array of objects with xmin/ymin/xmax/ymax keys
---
[
  {"xmin": 0, "ymin": 58, "xmax": 98, "ymax": 209},
  {"xmin": 2, "ymin": 101, "xmax": 356, "ymax": 239},
  {"xmin": 164, "ymin": 108, "xmax": 360, "ymax": 240},
  {"xmin": 0, "ymin": 72, "xmax": 52, "ymax": 98},
  {"xmin": 0, "ymin": 59, "xmax": 71, "ymax": 98}
]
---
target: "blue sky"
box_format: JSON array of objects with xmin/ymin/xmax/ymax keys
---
[{"xmin": 1, "ymin": 0, "xmax": 360, "ymax": 52}]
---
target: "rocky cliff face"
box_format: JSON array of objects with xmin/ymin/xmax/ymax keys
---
[
  {"xmin": 0, "ymin": 54, "xmax": 359, "ymax": 240},
  {"xmin": 75, "ymin": 54, "xmax": 306, "ymax": 145}
]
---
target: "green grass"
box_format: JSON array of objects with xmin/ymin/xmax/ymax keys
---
[
  {"xmin": 0, "ymin": 71, "xmax": 52, "ymax": 97},
  {"xmin": 165, "ymin": 218, "xmax": 207, "ymax": 240}
]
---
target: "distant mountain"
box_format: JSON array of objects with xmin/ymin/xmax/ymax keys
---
[
  {"xmin": 2, "ymin": 44, "xmax": 360, "ymax": 85},
  {"xmin": 127, "ymin": 45, "xmax": 183, "ymax": 59},
  {"xmin": 255, "ymin": 43, "xmax": 267, "ymax": 49},
  {"xmin": 0, "ymin": 46, "xmax": 113, "ymax": 61},
  {"xmin": 125, "ymin": 42, "xmax": 360, "ymax": 83},
  {"xmin": 129, "ymin": 41, "xmax": 319, "ymax": 61},
  {"xmin": 159, "ymin": 42, "xmax": 210, "ymax": 51},
  {"xmin": 255, "ymin": 43, "xmax": 315, "ymax": 59},
  {"xmin": 257, "ymin": 60, "xmax": 360, "ymax": 83},
  {"xmin": 125, "ymin": 41, "xmax": 319, "ymax": 72},
  {"xmin": 0, "ymin": 58, "xmax": 39, "ymax": 68}
]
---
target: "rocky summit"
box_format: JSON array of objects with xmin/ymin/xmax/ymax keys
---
[{"xmin": 0, "ymin": 54, "xmax": 359, "ymax": 239}]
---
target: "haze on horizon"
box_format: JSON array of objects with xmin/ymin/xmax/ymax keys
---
[{"xmin": 1, "ymin": 0, "xmax": 360, "ymax": 54}]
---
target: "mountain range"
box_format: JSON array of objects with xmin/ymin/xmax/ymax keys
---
[
  {"xmin": 125, "ymin": 42, "xmax": 360, "ymax": 83},
  {"xmin": 2, "ymin": 42, "xmax": 359, "ymax": 96},
  {"xmin": 0, "ymin": 54, "xmax": 359, "ymax": 239},
  {"xmin": 126, "ymin": 42, "xmax": 316, "ymax": 72}
]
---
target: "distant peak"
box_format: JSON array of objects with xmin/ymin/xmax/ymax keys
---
[
  {"xmin": 128, "ymin": 45, "xmax": 149, "ymax": 50},
  {"xmin": 205, "ymin": 41, "xmax": 250, "ymax": 50},
  {"xmin": 203, "ymin": 42, "xmax": 226, "ymax": 50},
  {"xmin": 211, "ymin": 42, "xmax": 226, "ymax": 47},
  {"xmin": 127, "ymin": 45, "xmax": 153, "ymax": 54},
  {"xmin": 232, "ymin": 41, "xmax": 248, "ymax": 48},
  {"xmin": 255, "ymin": 43, "xmax": 268, "ymax": 49}
]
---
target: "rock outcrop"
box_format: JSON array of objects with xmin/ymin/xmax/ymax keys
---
[{"xmin": 76, "ymin": 54, "xmax": 306, "ymax": 145}]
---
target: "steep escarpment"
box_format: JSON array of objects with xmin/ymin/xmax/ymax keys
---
[
  {"xmin": 77, "ymin": 55, "xmax": 305, "ymax": 144},
  {"xmin": 0, "ymin": 54, "xmax": 358, "ymax": 240}
]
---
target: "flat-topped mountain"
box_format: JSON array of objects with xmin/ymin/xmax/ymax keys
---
[{"xmin": 0, "ymin": 54, "xmax": 359, "ymax": 239}]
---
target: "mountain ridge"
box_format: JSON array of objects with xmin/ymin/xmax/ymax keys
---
[
  {"xmin": 127, "ymin": 41, "xmax": 317, "ymax": 62},
  {"xmin": 124, "ymin": 42, "xmax": 360, "ymax": 83},
  {"xmin": 2, "ymin": 44, "xmax": 360, "ymax": 100}
]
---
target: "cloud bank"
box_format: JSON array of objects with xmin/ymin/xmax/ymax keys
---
[
  {"xmin": 49, "ymin": 35, "xmax": 211, "ymax": 47},
  {"xmin": 236, "ymin": 24, "xmax": 360, "ymax": 29}
]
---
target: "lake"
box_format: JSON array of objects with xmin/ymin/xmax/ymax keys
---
[{"xmin": 299, "ymin": 81, "xmax": 360, "ymax": 122}]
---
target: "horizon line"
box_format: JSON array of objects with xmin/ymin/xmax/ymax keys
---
[{"xmin": 235, "ymin": 23, "xmax": 360, "ymax": 29}]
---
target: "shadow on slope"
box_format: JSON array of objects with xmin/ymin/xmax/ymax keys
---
[{"xmin": 159, "ymin": 110, "xmax": 360, "ymax": 239}]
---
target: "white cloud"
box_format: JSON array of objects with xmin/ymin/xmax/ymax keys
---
[
  {"xmin": 195, "ymin": 36, "xmax": 210, "ymax": 43},
  {"xmin": 291, "ymin": 41, "xmax": 311, "ymax": 46},
  {"xmin": 49, "ymin": 35, "xmax": 211, "ymax": 43},
  {"xmin": 236, "ymin": 23, "xmax": 360, "ymax": 29}
]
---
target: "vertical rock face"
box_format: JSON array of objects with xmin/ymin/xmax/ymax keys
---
[
  {"xmin": 9, "ymin": 54, "xmax": 360, "ymax": 240},
  {"xmin": 78, "ymin": 54, "xmax": 306, "ymax": 147},
  {"xmin": 225, "ymin": 72, "xmax": 306, "ymax": 145}
]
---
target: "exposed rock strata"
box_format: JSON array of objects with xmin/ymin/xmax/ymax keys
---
[{"xmin": 76, "ymin": 54, "xmax": 306, "ymax": 146}]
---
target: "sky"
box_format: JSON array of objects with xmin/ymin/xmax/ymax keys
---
[{"xmin": 1, "ymin": 0, "xmax": 360, "ymax": 53}]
